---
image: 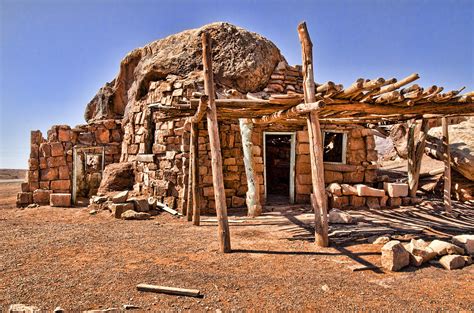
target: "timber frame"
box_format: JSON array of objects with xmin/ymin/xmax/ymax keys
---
[{"xmin": 148, "ymin": 22, "xmax": 474, "ymax": 252}]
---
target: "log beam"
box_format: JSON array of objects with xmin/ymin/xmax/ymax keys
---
[
  {"xmin": 202, "ymin": 32, "xmax": 231, "ymax": 253},
  {"xmin": 239, "ymin": 119, "xmax": 262, "ymax": 217},
  {"xmin": 298, "ymin": 21, "xmax": 328, "ymax": 247},
  {"xmin": 252, "ymin": 100, "xmax": 325, "ymax": 125},
  {"xmin": 442, "ymin": 117, "xmax": 452, "ymax": 213}
]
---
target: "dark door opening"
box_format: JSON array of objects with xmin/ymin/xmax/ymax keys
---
[{"xmin": 265, "ymin": 134, "xmax": 292, "ymax": 203}]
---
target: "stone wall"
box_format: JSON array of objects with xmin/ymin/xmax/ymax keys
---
[{"xmin": 17, "ymin": 120, "xmax": 123, "ymax": 207}]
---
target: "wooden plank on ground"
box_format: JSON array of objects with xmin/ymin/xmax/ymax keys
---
[{"xmin": 137, "ymin": 284, "xmax": 201, "ymax": 297}]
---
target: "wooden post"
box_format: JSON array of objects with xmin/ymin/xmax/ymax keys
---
[
  {"xmin": 442, "ymin": 117, "xmax": 452, "ymax": 213},
  {"xmin": 186, "ymin": 122, "xmax": 194, "ymax": 222},
  {"xmin": 297, "ymin": 22, "xmax": 328, "ymax": 247},
  {"xmin": 407, "ymin": 118, "xmax": 429, "ymax": 198},
  {"xmin": 239, "ymin": 118, "xmax": 262, "ymax": 217},
  {"xmin": 191, "ymin": 122, "xmax": 200, "ymax": 225},
  {"xmin": 202, "ymin": 32, "xmax": 231, "ymax": 252}
]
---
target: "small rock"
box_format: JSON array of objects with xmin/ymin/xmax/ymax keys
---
[
  {"xmin": 8, "ymin": 304, "xmax": 40, "ymax": 313},
  {"xmin": 111, "ymin": 202, "xmax": 134, "ymax": 218},
  {"xmin": 452, "ymin": 234, "xmax": 474, "ymax": 255},
  {"xmin": 122, "ymin": 304, "xmax": 140, "ymax": 310},
  {"xmin": 54, "ymin": 307, "xmax": 64, "ymax": 313},
  {"xmin": 463, "ymin": 255, "xmax": 473, "ymax": 266},
  {"xmin": 112, "ymin": 190, "xmax": 129, "ymax": 203},
  {"xmin": 370, "ymin": 236, "xmax": 391, "ymax": 245},
  {"xmin": 326, "ymin": 183, "xmax": 342, "ymax": 196},
  {"xmin": 439, "ymin": 254, "xmax": 465, "ymax": 270},
  {"xmin": 89, "ymin": 210, "xmax": 97, "ymax": 215},
  {"xmin": 121, "ymin": 210, "xmax": 151, "ymax": 220},
  {"xmin": 428, "ymin": 240, "xmax": 465, "ymax": 256},
  {"xmin": 404, "ymin": 239, "xmax": 437, "ymax": 265},
  {"xmin": 381, "ymin": 240, "xmax": 410, "ymax": 271},
  {"xmin": 90, "ymin": 195, "xmax": 108, "ymax": 204},
  {"xmin": 26, "ymin": 203, "xmax": 39, "ymax": 208},
  {"xmin": 328, "ymin": 209, "xmax": 353, "ymax": 224},
  {"xmin": 321, "ymin": 284, "xmax": 330, "ymax": 292}
]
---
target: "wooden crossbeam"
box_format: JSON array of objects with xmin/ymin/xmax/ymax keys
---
[{"xmin": 252, "ymin": 100, "xmax": 325, "ymax": 125}]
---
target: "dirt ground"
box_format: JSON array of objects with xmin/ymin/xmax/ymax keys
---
[{"xmin": 1, "ymin": 181, "xmax": 473, "ymax": 311}]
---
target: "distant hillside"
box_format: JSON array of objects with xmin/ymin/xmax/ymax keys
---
[{"xmin": 0, "ymin": 169, "xmax": 27, "ymax": 180}]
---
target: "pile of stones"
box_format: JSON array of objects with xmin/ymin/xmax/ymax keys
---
[
  {"xmin": 89, "ymin": 190, "xmax": 154, "ymax": 220},
  {"xmin": 380, "ymin": 234, "xmax": 474, "ymax": 271}
]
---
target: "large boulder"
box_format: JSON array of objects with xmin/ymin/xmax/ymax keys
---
[
  {"xmin": 84, "ymin": 22, "xmax": 284, "ymax": 122},
  {"xmin": 426, "ymin": 117, "xmax": 474, "ymax": 181},
  {"xmin": 381, "ymin": 240, "xmax": 410, "ymax": 271},
  {"xmin": 97, "ymin": 162, "xmax": 134, "ymax": 194}
]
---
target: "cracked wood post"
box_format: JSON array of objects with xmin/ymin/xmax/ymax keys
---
[
  {"xmin": 407, "ymin": 118, "xmax": 429, "ymax": 198},
  {"xmin": 442, "ymin": 117, "xmax": 452, "ymax": 213},
  {"xmin": 297, "ymin": 22, "xmax": 328, "ymax": 247},
  {"xmin": 186, "ymin": 122, "xmax": 196, "ymax": 222},
  {"xmin": 191, "ymin": 122, "xmax": 200, "ymax": 226},
  {"xmin": 202, "ymin": 32, "xmax": 231, "ymax": 252},
  {"xmin": 239, "ymin": 118, "xmax": 262, "ymax": 217}
]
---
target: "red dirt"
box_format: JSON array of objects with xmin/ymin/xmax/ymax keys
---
[{"xmin": 1, "ymin": 181, "xmax": 473, "ymax": 311}]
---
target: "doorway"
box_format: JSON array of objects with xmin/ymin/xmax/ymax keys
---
[{"xmin": 263, "ymin": 132, "xmax": 296, "ymax": 204}]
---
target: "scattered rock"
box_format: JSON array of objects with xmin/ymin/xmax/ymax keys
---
[
  {"xmin": 111, "ymin": 202, "xmax": 134, "ymax": 218},
  {"xmin": 53, "ymin": 307, "xmax": 64, "ymax": 313},
  {"xmin": 355, "ymin": 184, "xmax": 385, "ymax": 197},
  {"xmin": 328, "ymin": 209, "xmax": 353, "ymax": 224},
  {"xmin": 26, "ymin": 203, "xmax": 39, "ymax": 208},
  {"xmin": 463, "ymin": 255, "xmax": 473, "ymax": 266},
  {"xmin": 121, "ymin": 210, "xmax": 151, "ymax": 220},
  {"xmin": 122, "ymin": 304, "xmax": 140, "ymax": 310},
  {"xmin": 439, "ymin": 254, "xmax": 465, "ymax": 270},
  {"xmin": 326, "ymin": 183, "xmax": 342, "ymax": 196},
  {"xmin": 112, "ymin": 190, "xmax": 129, "ymax": 203},
  {"xmin": 381, "ymin": 240, "xmax": 410, "ymax": 271},
  {"xmin": 428, "ymin": 240, "xmax": 465, "ymax": 256},
  {"xmin": 83, "ymin": 308, "xmax": 121, "ymax": 313},
  {"xmin": 452, "ymin": 234, "xmax": 474, "ymax": 255},
  {"xmin": 89, "ymin": 210, "xmax": 97, "ymax": 215},
  {"xmin": 321, "ymin": 284, "xmax": 330, "ymax": 292},
  {"xmin": 404, "ymin": 239, "xmax": 437, "ymax": 266},
  {"xmin": 90, "ymin": 195, "xmax": 108, "ymax": 204},
  {"xmin": 127, "ymin": 197, "xmax": 149, "ymax": 212},
  {"xmin": 370, "ymin": 236, "xmax": 391, "ymax": 245},
  {"xmin": 8, "ymin": 304, "xmax": 40, "ymax": 313}
]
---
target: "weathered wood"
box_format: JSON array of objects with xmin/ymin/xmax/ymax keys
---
[
  {"xmin": 186, "ymin": 122, "xmax": 195, "ymax": 222},
  {"xmin": 407, "ymin": 119, "xmax": 429, "ymax": 197},
  {"xmin": 298, "ymin": 21, "xmax": 328, "ymax": 247},
  {"xmin": 202, "ymin": 32, "xmax": 231, "ymax": 253},
  {"xmin": 375, "ymin": 73, "xmax": 420, "ymax": 95},
  {"xmin": 419, "ymin": 167, "xmax": 444, "ymax": 178},
  {"xmin": 189, "ymin": 96, "xmax": 208, "ymax": 123},
  {"xmin": 252, "ymin": 100, "xmax": 325, "ymax": 125},
  {"xmin": 137, "ymin": 284, "xmax": 201, "ymax": 297},
  {"xmin": 191, "ymin": 122, "xmax": 200, "ymax": 226},
  {"xmin": 157, "ymin": 201, "xmax": 180, "ymax": 216},
  {"xmin": 239, "ymin": 119, "xmax": 262, "ymax": 217},
  {"xmin": 442, "ymin": 117, "xmax": 452, "ymax": 213}
]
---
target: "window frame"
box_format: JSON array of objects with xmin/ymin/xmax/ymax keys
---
[{"xmin": 322, "ymin": 130, "xmax": 348, "ymax": 165}]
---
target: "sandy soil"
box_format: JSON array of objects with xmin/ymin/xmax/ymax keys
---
[{"xmin": 1, "ymin": 182, "xmax": 473, "ymax": 311}]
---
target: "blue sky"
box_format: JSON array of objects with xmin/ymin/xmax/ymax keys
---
[{"xmin": 0, "ymin": 0, "xmax": 472, "ymax": 169}]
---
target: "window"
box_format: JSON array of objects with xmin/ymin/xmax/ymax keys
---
[{"xmin": 322, "ymin": 131, "xmax": 347, "ymax": 164}]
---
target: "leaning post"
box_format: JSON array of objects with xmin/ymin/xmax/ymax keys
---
[
  {"xmin": 442, "ymin": 117, "xmax": 452, "ymax": 213},
  {"xmin": 201, "ymin": 32, "xmax": 231, "ymax": 252},
  {"xmin": 297, "ymin": 22, "xmax": 328, "ymax": 247}
]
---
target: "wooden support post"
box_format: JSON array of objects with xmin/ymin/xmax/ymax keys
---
[
  {"xmin": 297, "ymin": 22, "xmax": 328, "ymax": 247},
  {"xmin": 407, "ymin": 118, "xmax": 429, "ymax": 198},
  {"xmin": 191, "ymin": 122, "xmax": 200, "ymax": 225},
  {"xmin": 202, "ymin": 32, "xmax": 231, "ymax": 252},
  {"xmin": 186, "ymin": 122, "xmax": 194, "ymax": 222},
  {"xmin": 442, "ymin": 117, "xmax": 452, "ymax": 213},
  {"xmin": 239, "ymin": 118, "xmax": 262, "ymax": 217}
]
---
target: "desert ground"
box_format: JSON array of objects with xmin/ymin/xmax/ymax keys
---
[{"xmin": 1, "ymin": 178, "xmax": 473, "ymax": 312}]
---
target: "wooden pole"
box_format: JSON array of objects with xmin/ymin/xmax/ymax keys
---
[
  {"xmin": 191, "ymin": 122, "xmax": 200, "ymax": 225},
  {"xmin": 297, "ymin": 22, "xmax": 329, "ymax": 247},
  {"xmin": 201, "ymin": 32, "xmax": 231, "ymax": 252},
  {"xmin": 407, "ymin": 119, "xmax": 429, "ymax": 198},
  {"xmin": 442, "ymin": 117, "xmax": 452, "ymax": 213},
  {"xmin": 239, "ymin": 118, "xmax": 262, "ymax": 217},
  {"xmin": 186, "ymin": 122, "xmax": 195, "ymax": 222}
]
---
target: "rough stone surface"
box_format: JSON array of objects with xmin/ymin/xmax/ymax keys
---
[
  {"xmin": 111, "ymin": 202, "xmax": 134, "ymax": 218},
  {"xmin": 381, "ymin": 240, "xmax": 410, "ymax": 271},
  {"xmin": 50, "ymin": 193, "xmax": 71, "ymax": 207},
  {"xmin": 428, "ymin": 240, "xmax": 465, "ymax": 256},
  {"xmin": 97, "ymin": 162, "xmax": 134, "ymax": 194},
  {"xmin": 121, "ymin": 210, "xmax": 151, "ymax": 220},
  {"xmin": 341, "ymin": 184, "xmax": 358, "ymax": 196},
  {"xmin": 452, "ymin": 234, "xmax": 474, "ymax": 255},
  {"xmin": 404, "ymin": 239, "xmax": 437, "ymax": 265},
  {"xmin": 84, "ymin": 22, "xmax": 283, "ymax": 122},
  {"xmin": 439, "ymin": 254, "xmax": 465, "ymax": 270},
  {"xmin": 8, "ymin": 304, "xmax": 41, "ymax": 313},
  {"xmin": 326, "ymin": 183, "xmax": 342, "ymax": 196},
  {"xmin": 112, "ymin": 190, "xmax": 129, "ymax": 203},
  {"xmin": 356, "ymin": 184, "xmax": 385, "ymax": 197},
  {"xmin": 33, "ymin": 189, "xmax": 52, "ymax": 205},
  {"xmin": 383, "ymin": 182, "xmax": 408, "ymax": 198},
  {"xmin": 328, "ymin": 209, "xmax": 353, "ymax": 224}
]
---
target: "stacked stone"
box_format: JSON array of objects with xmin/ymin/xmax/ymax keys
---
[
  {"xmin": 17, "ymin": 120, "xmax": 123, "ymax": 207},
  {"xmin": 264, "ymin": 61, "xmax": 303, "ymax": 94},
  {"xmin": 146, "ymin": 72, "xmax": 204, "ymax": 106}
]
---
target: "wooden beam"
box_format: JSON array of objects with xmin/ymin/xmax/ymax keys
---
[
  {"xmin": 201, "ymin": 32, "xmax": 231, "ymax": 253},
  {"xmin": 442, "ymin": 117, "xmax": 452, "ymax": 213},
  {"xmin": 191, "ymin": 122, "xmax": 200, "ymax": 226},
  {"xmin": 298, "ymin": 21, "xmax": 329, "ymax": 247},
  {"xmin": 137, "ymin": 284, "xmax": 201, "ymax": 298},
  {"xmin": 407, "ymin": 119, "xmax": 429, "ymax": 197},
  {"xmin": 252, "ymin": 100, "xmax": 325, "ymax": 125},
  {"xmin": 239, "ymin": 119, "xmax": 262, "ymax": 217}
]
